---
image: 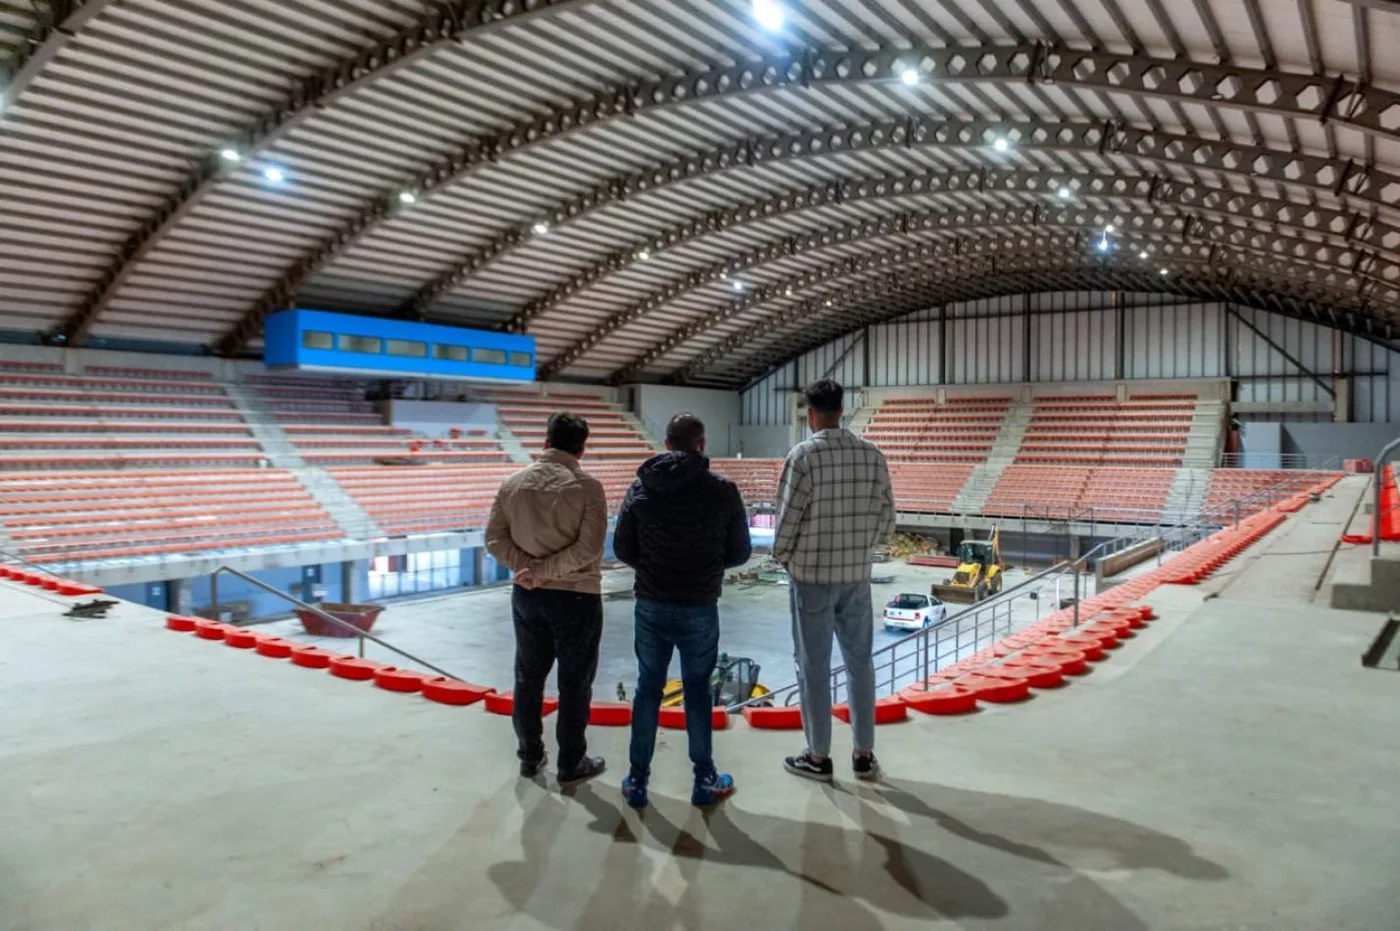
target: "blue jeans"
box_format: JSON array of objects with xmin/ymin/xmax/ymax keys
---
[
  {"xmin": 629, "ymin": 599, "xmax": 720, "ymax": 779},
  {"xmin": 790, "ymin": 580, "xmax": 876, "ymax": 758}
]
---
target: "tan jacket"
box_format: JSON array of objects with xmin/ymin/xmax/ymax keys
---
[{"xmin": 485, "ymin": 450, "xmax": 608, "ymax": 595}]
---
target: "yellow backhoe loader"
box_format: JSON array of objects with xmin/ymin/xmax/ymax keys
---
[{"xmin": 931, "ymin": 527, "xmax": 1005, "ymax": 604}]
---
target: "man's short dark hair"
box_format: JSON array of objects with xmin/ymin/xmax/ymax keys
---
[
  {"xmin": 804, "ymin": 379, "xmax": 844, "ymax": 415},
  {"xmin": 665, "ymin": 413, "xmax": 706, "ymax": 453},
  {"xmin": 546, "ymin": 412, "xmax": 589, "ymax": 456}
]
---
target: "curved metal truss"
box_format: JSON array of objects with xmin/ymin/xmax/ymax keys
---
[
  {"xmin": 532, "ymin": 203, "xmax": 1394, "ymax": 381},
  {"xmin": 211, "ymin": 43, "xmax": 1400, "ymax": 356},
  {"xmin": 609, "ymin": 230, "xmax": 1391, "ymax": 385},
  {"xmin": 0, "ymin": 0, "xmax": 118, "ymax": 108},
  {"xmin": 409, "ymin": 115, "xmax": 1400, "ymax": 330},
  {"xmin": 531, "ymin": 174, "xmax": 1400, "ymax": 376},
  {"xmin": 44, "ymin": 0, "xmax": 588, "ymax": 347}
]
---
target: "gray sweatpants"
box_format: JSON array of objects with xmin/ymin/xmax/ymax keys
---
[{"xmin": 789, "ymin": 580, "xmax": 876, "ymax": 757}]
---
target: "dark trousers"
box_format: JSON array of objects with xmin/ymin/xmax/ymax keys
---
[
  {"xmin": 629, "ymin": 598, "xmax": 720, "ymax": 780},
  {"xmin": 512, "ymin": 586, "xmax": 603, "ymax": 772}
]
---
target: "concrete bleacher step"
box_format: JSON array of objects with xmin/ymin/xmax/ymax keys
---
[
  {"xmin": 950, "ymin": 462, "xmax": 1006, "ymax": 513},
  {"xmin": 620, "ymin": 411, "xmax": 663, "ymax": 452},
  {"xmin": 845, "ymin": 404, "xmax": 875, "ymax": 438},
  {"xmin": 296, "ymin": 468, "xmax": 383, "ymax": 539},
  {"xmin": 495, "ymin": 423, "xmax": 533, "ymax": 464},
  {"xmin": 223, "ymin": 383, "xmax": 306, "ymax": 468},
  {"xmin": 1165, "ymin": 467, "xmax": 1213, "ymax": 522},
  {"xmin": 1182, "ymin": 400, "xmax": 1225, "ymax": 468},
  {"xmin": 986, "ymin": 404, "xmax": 1032, "ymax": 462}
]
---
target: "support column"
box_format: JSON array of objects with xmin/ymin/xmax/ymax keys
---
[
  {"xmin": 1069, "ymin": 535, "xmax": 1083, "ymax": 562},
  {"xmin": 473, "ymin": 547, "xmax": 487, "ymax": 588},
  {"xmin": 169, "ymin": 577, "xmax": 194, "ymax": 617},
  {"xmin": 340, "ymin": 560, "xmax": 359, "ymax": 604}
]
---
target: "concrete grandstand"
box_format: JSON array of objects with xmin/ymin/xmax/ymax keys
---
[{"xmin": 2, "ymin": 1, "xmax": 1400, "ymax": 929}]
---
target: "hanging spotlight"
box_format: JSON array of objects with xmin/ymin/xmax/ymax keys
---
[
  {"xmin": 752, "ymin": 0, "xmax": 784, "ymax": 31},
  {"xmin": 900, "ymin": 67, "xmax": 920, "ymax": 86},
  {"xmin": 1057, "ymin": 187, "xmax": 1072, "ymax": 199},
  {"xmin": 219, "ymin": 148, "xmax": 242, "ymax": 164},
  {"xmin": 732, "ymin": 280, "xmax": 746, "ymax": 291},
  {"xmin": 1160, "ymin": 268, "xmax": 1170, "ymax": 276},
  {"xmin": 1098, "ymin": 236, "xmax": 1111, "ymax": 252},
  {"xmin": 1139, "ymin": 251, "xmax": 1149, "ymax": 260},
  {"xmin": 532, "ymin": 221, "xmax": 550, "ymax": 235},
  {"xmin": 636, "ymin": 249, "xmax": 650, "ymax": 261},
  {"xmin": 1104, "ymin": 224, "xmax": 1115, "ymax": 234},
  {"xmin": 263, "ymin": 166, "xmax": 286, "ymax": 184},
  {"xmin": 993, "ymin": 137, "xmax": 1010, "ymax": 153},
  {"xmin": 398, "ymin": 191, "xmax": 417, "ymax": 205}
]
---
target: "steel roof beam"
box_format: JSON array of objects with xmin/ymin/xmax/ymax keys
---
[
  {"xmin": 46, "ymin": 0, "xmax": 591, "ymax": 348},
  {"xmin": 426, "ymin": 118, "xmax": 1400, "ymax": 328},
  {"xmin": 220, "ymin": 44, "xmax": 1400, "ymax": 355},
  {"xmin": 501, "ymin": 167, "xmax": 1399, "ymax": 341},
  {"xmin": 0, "ymin": 0, "xmax": 117, "ymax": 109},
  {"xmin": 616, "ymin": 235, "xmax": 1386, "ymax": 384},
  {"xmin": 683, "ymin": 260, "xmax": 1388, "ymax": 386},
  {"xmin": 538, "ymin": 205, "xmax": 1394, "ymax": 381}
]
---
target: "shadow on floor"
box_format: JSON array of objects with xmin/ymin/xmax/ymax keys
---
[{"xmin": 370, "ymin": 773, "xmax": 1228, "ymax": 931}]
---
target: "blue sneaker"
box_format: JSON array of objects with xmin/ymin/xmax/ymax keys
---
[
  {"xmin": 621, "ymin": 772, "xmax": 649, "ymax": 809},
  {"xmin": 691, "ymin": 770, "xmax": 736, "ymax": 806}
]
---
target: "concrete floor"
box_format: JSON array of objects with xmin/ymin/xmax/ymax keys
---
[
  {"xmin": 260, "ymin": 563, "xmax": 1076, "ymax": 700},
  {"xmin": 3, "ymin": 479, "xmax": 1397, "ymax": 930}
]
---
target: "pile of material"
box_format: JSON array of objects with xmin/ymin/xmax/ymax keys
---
[{"xmin": 882, "ymin": 532, "xmax": 941, "ymax": 560}]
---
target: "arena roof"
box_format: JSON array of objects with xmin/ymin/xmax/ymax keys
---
[{"xmin": 2, "ymin": 0, "xmax": 1400, "ymax": 387}]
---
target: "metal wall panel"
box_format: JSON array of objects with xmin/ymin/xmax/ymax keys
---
[
  {"xmin": 1125, "ymin": 303, "xmax": 1223, "ymax": 380},
  {"xmin": 739, "ymin": 297, "xmax": 1400, "ymax": 425}
]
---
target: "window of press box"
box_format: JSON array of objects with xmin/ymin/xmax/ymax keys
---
[
  {"xmin": 473, "ymin": 347, "xmax": 507, "ymax": 365},
  {"xmin": 302, "ymin": 330, "xmax": 334, "ymax": 350},
  {"xmin": 510, "ymin": 351, "xmax": 533, "ymax": 368},
  {"xmin": 433, "ymin": 344, "xmax": 469, "ymax": 361},
  {"xmin": 339, "ymin": 334, "xmax": 383, "ymax": 354},
  {"xmin": 386, "ymin": 338, "xmax": 427, "ymax": 358}
]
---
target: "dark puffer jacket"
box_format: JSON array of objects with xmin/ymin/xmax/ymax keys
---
[{"xmin": 613, "ymin": 451, "xmax": 752, "ymax": 606}]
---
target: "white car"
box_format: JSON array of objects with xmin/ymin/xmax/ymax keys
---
[{"xmin": 882, "ymin": 593, "xmax": 947, "ymax": 632}]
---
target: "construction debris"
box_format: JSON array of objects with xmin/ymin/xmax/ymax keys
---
[{"xmin": 882, "ymin": 532, "xmax": 942, "ymax": 561}]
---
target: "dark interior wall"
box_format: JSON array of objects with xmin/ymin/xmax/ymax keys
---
[{"xmin": 1279, "ymin": 422, "xmax": 1399, "ymax": 465}]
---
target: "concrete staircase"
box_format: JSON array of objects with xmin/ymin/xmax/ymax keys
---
[
  {"xmin": 622, "ymin": 411, "xmax": 664, "ymax": 452},
  {"xmin": 951, "ymin": 462, "xmax": 1007, "ymax": 513},
  {"xmin": 1164, "ymin": 467, "xmax": 1212, "ymax": 523},
  {"xmin": 1332, "ymin": 547, "xmax": 1400, "ymax": 613},
  {"xmin": 496, "ymin": 422, "xmax": 533, "ymax": 464},
  {"xmin": 296, "ymin": 467, "xmax": 383, "ymax": 540},
  {"xmin": 845, "ymin": 404, "xmax": 875, "ymax": 438},
  {"xmin": 1183, "ymin": 400, "xmax": 1226, "ymax": 467},
  {"xmin": 223, "ymin": 383, "xmax": 304, "ymax": 469},
  {"xmin": 986, "ymin": 403, "xmax": 1032, "ymax": 464}
]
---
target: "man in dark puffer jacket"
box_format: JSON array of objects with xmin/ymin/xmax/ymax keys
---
[{"xmin": 614, "ymin": 413, "xmax": 751, "ymax": 809}]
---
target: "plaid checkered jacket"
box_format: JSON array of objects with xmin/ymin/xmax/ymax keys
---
[{"xmin": 773, "ymin": 427, "xmax": 896, "ymax": 584}]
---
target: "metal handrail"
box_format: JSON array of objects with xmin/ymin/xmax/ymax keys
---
[
  {"xmin": 1373, "ymin": 438, "xmax": 1400, "ymax": 557},
  {"xmin": 742, "ymin": 461, "xmax": 1344, "ymax": 710},
  {"xmin": 208, "ymin": 565, "xmax": 462, "ymax": 681}
]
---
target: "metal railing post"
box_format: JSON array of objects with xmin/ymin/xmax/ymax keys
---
[{"xmin": 210, "ymin": 573, "xmax": 219, "ymax": 621}]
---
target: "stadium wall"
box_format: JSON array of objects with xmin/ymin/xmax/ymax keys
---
[{"xmin": 741, "ymin": 292, "xmax": 1400, "ymax": 434}]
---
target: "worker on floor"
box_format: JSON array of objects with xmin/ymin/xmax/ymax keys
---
[
  {"xmin": 774, "ymin": 379, "xmax": 896, "ymax": 783},
  {"xmin": 486, "ymin": 412, "xmax": 608, "ymax": 786},
  {"xmin": 613, "ymin": 413, "xmax": 752, "ymax": 808}
]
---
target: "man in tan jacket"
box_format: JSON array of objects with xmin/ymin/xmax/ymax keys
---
[{"xmin": 486, "ymin": 412, "xmax": 608, "ymax": 784}]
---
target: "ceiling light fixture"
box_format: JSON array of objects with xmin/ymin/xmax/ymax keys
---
[
  {"xmin": 901, "ymin": 67, "xmax": 919, "ymax": 86},
  {"xmin": 752, "ymin": 0, "xmax": 784, "ymax": 31},
  {"xmin": 1057, "ymin": 187, "xmax": 1072, "ymax": 199},
  {"xmin": 398, "ymin": 191, "xmax": 417, "ymax": 205},
  {"xmin": 993, "ymin": 137, "xmax": 1010, "ymax": 153},
  {"xmin": 1160, "ymin": 268, "xmax": 1170, "ymax": 276},
  {"xmin": 531, "ymin": 221, "xmax": 549, "ymax": 235},
  {"xmin": 219, "ymin": 148, "xmax": 242, "ymax": 164},
  {"xmin": 636, "ymin": 249, "xmax": 650, "ymax": 261},
  {"xmin": 263, "ymin": 166, "xmax": 285, "ymax": 184},
  {"xmin": 1139, "ymin": 251, "xmax": 1149, "ymax": 260}
]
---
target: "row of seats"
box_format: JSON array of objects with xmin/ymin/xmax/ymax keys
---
[
  {"xmin": 1017, "ymin": 396, "xmax": 1196, "ymax": 467},
  {"xmin": 0, "ymin": 470, "xmax": 341, "ymax": 563},
  {"xmin": 1203, "ymin": 469, "xmax": 1339, "ymax": 517},
  {"xmin": 983, "ymin": 465, "xmax": 1177, "ymax": 523},
  {"xmin": 864, "ymin": 397, "xmax": 1011, "ymax": 463},
  {"xmin": 485, "ymin": 390, "xmax": 657, "ymax": 460}
]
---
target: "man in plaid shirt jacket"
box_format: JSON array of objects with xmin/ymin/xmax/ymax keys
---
[{"xmin": 774, "ymin": 379, "xmax": 896, "ymax": 783}]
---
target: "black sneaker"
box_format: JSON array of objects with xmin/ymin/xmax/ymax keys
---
[
  {"xmin": 520, "ymin": 752, "xmax": 548, "ymax": 779},
  {"xmin": 783, "ymin": 750, "xmax": 834, "ymax": 783},
  {"xmin": 558, "ymin": 756, "xmax": 606, "ymax": 785},
  {"xmin": 853, "ymin": 753, "xmax": 880, "ymax": 782}
]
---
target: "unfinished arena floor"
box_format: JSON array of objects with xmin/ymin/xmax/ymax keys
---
[
  {"xmin": 2, "ymin": 477, "xmax": 1396, "ymax": 931},
  {"xmin": 261, "ymin": 563, "xmax": 1065, "ymax": 701}
]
